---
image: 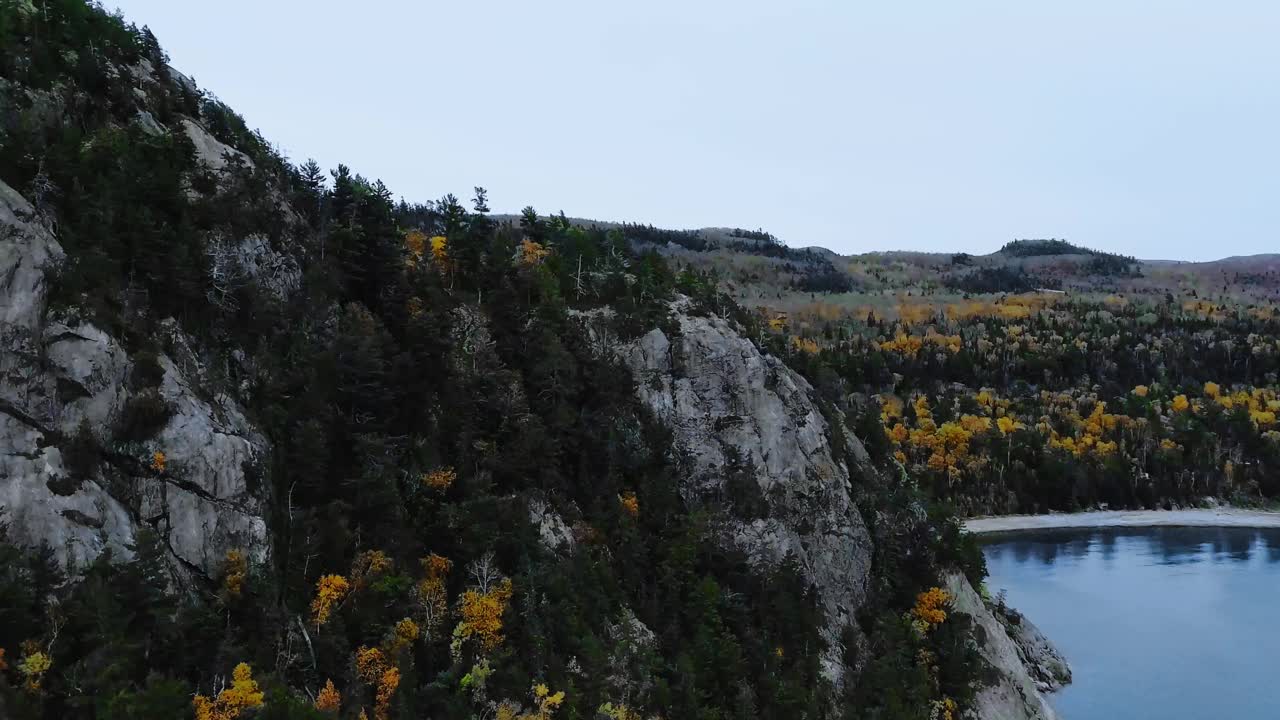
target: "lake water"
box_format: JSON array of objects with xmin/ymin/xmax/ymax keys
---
[{"xmin": 982, "ymin": 527, "xmax": 1280, "ymax": 719}]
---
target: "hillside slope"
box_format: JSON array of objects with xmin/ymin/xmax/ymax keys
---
[
  {"xmin": 607, "ymin": 227, "xmax": 1280, "ymax": 516},
  {"xmin": 0, "ymin": 3, "xmax": 1062, "ymax": 720}
]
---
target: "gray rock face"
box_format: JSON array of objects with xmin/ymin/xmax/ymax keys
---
[
  {"xmin": 0, "ymin": 416, "xmax": 138, "ymax": 571},
  {"xmin": 616, "ymin": 303, "xmax": 873, "ymax": 682},
  {"xmin": 998, "ymin": 605, "xmax": 1072, "ymax": 693},
  {"xmin": 0, "ymin": 183, "xmax": 138, "ymax": 568},
  {"xmin": 234, "ymin": 234, "xmax": 301, "ymax": 299},
  {"xmin": 43, "ymin": 321, "xmax": 131, "ymax": 434},
  {"xmin": 528, "ymin": 496, "xmax": 575, "ymax": 555},
  {"xmin": 139, "ymin": 352, "xmax": 269, "ymax": 571},
  {"xmin": 0, "ymin": 181, "xmax": 62, "ymax": 363},
  {"xmin": 0, "ymin": 179, "xmax": 269, "ymax": 577},
  {"xmin": 181, "ymin": 117, "xmax": 253, "ymax": 173},
  {"xmin": 945, "ymin": 573, "xmax": 1062, "ymax": 720}
]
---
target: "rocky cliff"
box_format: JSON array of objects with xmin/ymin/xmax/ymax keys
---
[
  {"xmin": 614, "ymin": 302, "xmax": 873, "ymax": 682},
  {"xmin": 946, "ymin": 572, "xmax": 1069, "ymax": 720},
  {"xmin": 3, "ymin": 174, "xmax": 1070, "ymax": 715},
  {"xmin": 0, "ymin": 177, "xmax": 268, "ymax": 579},
  {"xmin": 606, "ymin": 301, "xmax": 1069, "ymax": 717}
]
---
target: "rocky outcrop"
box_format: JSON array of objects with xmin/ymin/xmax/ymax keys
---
[
  {"xmin": 181, "ymin": 117, "xmax": 252, "ymax": 173},
  {"xmin": 0, "ymin": 180, "xmax": 131, "ymax": 570},
  {"xmin": 945, "ymin": 573, "xmax": 1064, "ymax": 720},
  {"xmin": 0, "ymin": 180, "xmax": 62, "ymax": 369},
  {"xmin": 527, "ymin": 496, "xmax": 575, "ymax": 555},
  {"xmin": 997, "ymin": 603, "xmax": 1072, "ymax": 693},
  {"xmin": 614, "ymin": 302, "xmax": 873, "ymax": 682},
  {"xmin": 0, "ymin": 179, "xmax": 269, "ymax": 577}
]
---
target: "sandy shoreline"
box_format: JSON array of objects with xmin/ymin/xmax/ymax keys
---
[{"xmin": 964, "ymin": 508, "xmax": 1280, "ymax": 534}]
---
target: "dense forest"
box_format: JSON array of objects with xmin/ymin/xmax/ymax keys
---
[
  {"xmin": 774, "ymin": 294, "xmax": 1280, "ymax": 515},
  {"xmin": 0, "ymin": 3, "xmax": 989, "ymax": 719}
]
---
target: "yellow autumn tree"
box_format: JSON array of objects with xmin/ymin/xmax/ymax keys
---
[
  {"xmin": 456, "ymin": 577, "xmax": 514, "ymax": 653},
  {"xmin": 17, "ymin": 648, "xmax": 51, "ymax": 692},
  {"xmin": 430, "ymin": 235, "xmax": 449, "ymax": 266},
  {"xmin": 996, "ymin": 416, "xmax": 1023, "ymax": 435},
  {"xmin": 150, "ymin": 450, "xmax": 167, "ymax": 472},
  {"xmin": 516, "ymin": 683, "xmax": 566, "ymax": 720},
  {"xmin": 931, "ymin": 697, "xmax": 958, "ymax": 720},
  {"xmin": 791, "ymin": 336, "xmax": 820, "ymax": 355},
  {"xmin": 418, "ymin": 553, "xmax": 453, "ymax": 639},
  {"xmin": 911, "ymin": 587, "xmax": 949, "ymax": 632},
  {"xmin": 311, "ymin": 574, "xmax": 351, "ymax": 628},
  {"xmin": 221, "ymin": 549, "xmax": 248, "ymax": 601},
  {"xmin": 880, "ymin": 333, "xmax": 924, "ymax": 357},
  {"xmin": 315, "ymin": 679, "xmax": 342, "ymax": 714},
  {"xmin": 193, "ymin": 663, "xmax": 264, "ymax": 720},
  {"xmin": 923, "ymin": 422, "xmax": 972, "ymax": 480},
  {"xmin": 387, "ymin": 618, "xmax": 420, "ymax": 656}
]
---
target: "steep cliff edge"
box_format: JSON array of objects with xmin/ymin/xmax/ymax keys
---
[
  {"xmin": 614, "ymin": 302, "xmax": 873, "ymax": 681},
  {"xmin": 610, "ymin": 302, "xmax": 1069, "ymax": 717},
  {"xmin": 0, "ymin": 178, "xmax": 267, "ymax": 577},
  {"xmin": 946, "ymin": 572, "xmax": 1069, "ymax": 720}
]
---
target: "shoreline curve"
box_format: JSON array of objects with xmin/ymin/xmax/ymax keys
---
[{"xmin": 964, "ymin": 508, "xmax": 1280, "ymax": 534}]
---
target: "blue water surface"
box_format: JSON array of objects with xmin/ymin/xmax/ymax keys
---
[{"xmin": 982, "ymin": 527, "xmax": 1280, "ymax": 719}]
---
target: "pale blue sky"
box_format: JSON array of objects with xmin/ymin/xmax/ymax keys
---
[{"xmin": 112, "ymin": 1, "xmax": 1280, "ymax": 260}]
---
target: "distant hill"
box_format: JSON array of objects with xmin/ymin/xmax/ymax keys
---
[{"xmin": 545, "ymin": 217, "xmax": 1280, "ymax": 314}]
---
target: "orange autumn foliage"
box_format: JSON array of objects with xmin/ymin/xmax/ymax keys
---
[
  {"xmin": 520, "ymin": 239, "xmax": 551, "ymax": 266},
  {"xmin": 403, "ymin": 230, "xmax": 428, "ymax": 267},
  {"xmin": 315, "ymin": 679, "xmax": 341, "ymax": 713},
  {"xmin": 374, "ymin": 668, "xmax": 400, "ymax": 720},
  {"xmin": 911, "ymin": 587, "xmax": 949, "ymax": 630},
  {"xmin": 354, "ymin": 647, "xmax": 401, "ymax": 720},
  {"xmin": 422, "ymin": 467, "xmax": 457, "ymax": 492},
  {"xmin": 619, "ymin": 491, "xmax": 639, "ymax": 517}
]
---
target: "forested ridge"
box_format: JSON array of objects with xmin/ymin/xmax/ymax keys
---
[
  {"xmin": 0, "ymin": 3, "xmax": 990, "ymax": 719},
  {"xmin": 767, "ymin": 292, "xmax": 1280, "ymax": 516}
]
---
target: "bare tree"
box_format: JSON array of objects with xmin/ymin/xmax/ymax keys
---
[
  {"xmin": 207, "ymin": 239, "xmax": 248, "ymax": 312},
  {"xmin": 468, "ymin": 552, "xmax": 501, "ymax": 594}
]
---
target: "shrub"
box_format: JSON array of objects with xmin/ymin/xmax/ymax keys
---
[
  {"xmin": 114, "ymin": 391, "xmax": 174, "ymax": 442},
  {"xmin": 62, "ymin": 419, "xmax": 100, "ymax": 480}
]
